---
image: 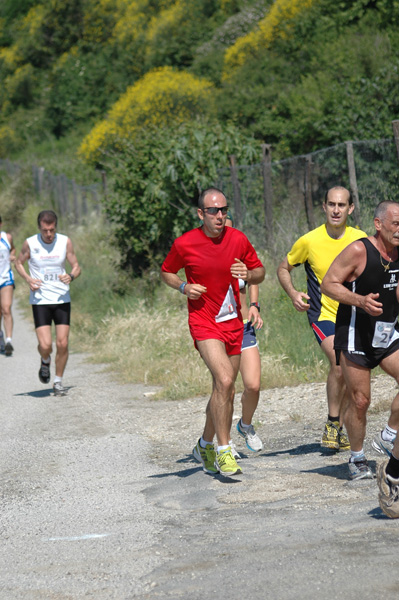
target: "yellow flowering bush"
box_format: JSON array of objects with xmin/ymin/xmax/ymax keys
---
[
  {"xmin": 223, "ymin": 0, "xmax": 318, "ymax": 77},
  {"xmin": 79, "ymin": 66, "xmax": 214, "ymax": 163}
]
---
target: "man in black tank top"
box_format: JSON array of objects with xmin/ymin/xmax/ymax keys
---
[{"xmin": 322, "ymin": 201, "xmax": 399, "ymax": 488}]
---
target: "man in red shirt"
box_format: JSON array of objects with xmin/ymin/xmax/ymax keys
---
[{"xmin": 161, "ymin": 188, "xmax": 265, "ymax": 477}]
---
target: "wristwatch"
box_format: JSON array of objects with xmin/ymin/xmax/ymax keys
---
[{"xmin": 250, "ymin": 302, "xmax": 260, "ymax": 312}]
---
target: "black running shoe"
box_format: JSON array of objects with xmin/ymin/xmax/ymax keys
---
[
  {"xmin": 4, "ymin": 342, "xmax": 13, "ymax": 356},
  {"xmin": 39, "ymin": 359, "xmax": 51, "ymax": 383}
]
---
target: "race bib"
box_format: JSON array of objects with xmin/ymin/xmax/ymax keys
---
[
  {"xmin": 41, "ymin": 266, "xmax": 62, "ymax": 282},
  {"xmin": 372, "ymin": 320, "xmax": 397, "ymax": 348},
  {"xmin": 215, "ymin": 284, "xmax": 238, "ymax": 323}
]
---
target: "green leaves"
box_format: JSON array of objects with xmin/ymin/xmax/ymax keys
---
[{"xmin": 103, "ymin": 119, "xmax": 259, "ymax": 275}]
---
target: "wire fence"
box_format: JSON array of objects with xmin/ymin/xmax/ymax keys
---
[
  {"xmin": 2, "ymin": 121, "xmax": 399, "ymax": 249},
  {"xmin": 0, "ymin": 159, "xmax": 105, "ymax": 224},
  {"xmin": 216, "ymin": 121, "xmax": 399, "ymax": 258}
]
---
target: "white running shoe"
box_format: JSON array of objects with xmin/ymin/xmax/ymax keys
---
[
  {"xmin": 228, "ymin": 439, "xmax": 241, "ymax": 460},
  {"xmin": 236, "ymin": 420, "xmax": 263, "ymax": 452}
]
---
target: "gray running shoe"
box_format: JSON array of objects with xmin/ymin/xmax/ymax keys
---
[
  {"xmin": 348, "ymin": 457, "xmax": 373, "ymax": 480},
  {"xmin": 372, "ymin": 431, "xmax": 394, "ymax": 457},
  {"xmin": 4, "ymin": 341, "xmax": 13, "ymax": 356},
  {"xmin": 377, "ymin": 459, "xmax": 399, "ymax": 518},
  {"xmin": 39, "ymin": 359, "xmax": 51, "ymax": 384},
  {"xmin": 192, "ymin": 439, "xmax": 217, "ymax": 474},
  {"xmin": 236, "ymin": 420, "xmax": 263, "ymax": 452},
  {"xmin": 53, "ymin": 382, "xmax": 67, "ymax": 396},
  {"xmin": 228, "ymin": 439, "xmax": 241, "ymax": 460}
]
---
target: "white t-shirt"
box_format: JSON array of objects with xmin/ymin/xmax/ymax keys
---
[{"xmin": 27, "ymin": 233, "xmax": 71, "ymax": 305}]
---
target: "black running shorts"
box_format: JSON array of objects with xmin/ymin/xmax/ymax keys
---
[{"xmin": 32, "ymin": 303, "xmax": 71, "ymax": 328}]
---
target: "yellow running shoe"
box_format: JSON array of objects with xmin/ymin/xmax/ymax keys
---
[
  {"xmin": 192, "ymin": 439, "xmax": 217, "ymax": 474},
  {"xmin": 338, "ymin": 427, "xmax": 350, "ymax": 451},
  {"xmin": 321, "ymin": 420, "xmax": 339, "ymax": 450},
  {"xmin": 214, "ymin": 447, "xmax": 242, "ymax": 477}
]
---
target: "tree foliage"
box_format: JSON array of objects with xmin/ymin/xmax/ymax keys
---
[{"xmin": 104, "ymin": 119, "xmax": 259, "ymax": 274}]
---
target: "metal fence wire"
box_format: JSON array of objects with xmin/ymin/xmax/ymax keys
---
[
  {"xmin": 0, "ymin": 159, "xmax": 103, "ymax": 223},
  {"xmin": 216, "ymin": 134, "xmax": 399, "ymax": 259}
]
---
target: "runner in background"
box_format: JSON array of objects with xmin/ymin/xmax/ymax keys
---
[
  {"xmin": 0, "ymin": 215, "xmax": 16, "ymax": 356},
  {"xmin": 226, "ymin": 212, "xmax": 263, "ymax": 457},
  {"xmin": 15, "ymin": 210, "xmax": 81, "ymax": 396},
  {"xmin": 277, "ymin": 187, "xmax": 367, "ymax": 452}
]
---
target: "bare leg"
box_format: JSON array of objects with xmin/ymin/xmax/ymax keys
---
[
  {"xmin": 35, "ymin": 325, "xmax": 53, "ymax": 361},
  {"xmin": 320, "ymin": 335, "xmax": 346, "ymax": 426},
  {"xmin": 380, "ymin": 350, "xmax": 399, "ymax": 431},
  {"xmin": 240, "ymin": 346, "xmax": 261, "ymax": 425},
  {"xmin": 54, "ymin": 324, "xmax": 70, "ymax": 378},
  {"xmin": 196, "ymin": 339, "xmax": 240, "ymax": 447},
  {"xmin": 340, "ymin": 353, "xmax": 371, "ymax": 452},
  {"xmin": 0, "ymin": 285, "xmax": 13, "ymax": 339}
]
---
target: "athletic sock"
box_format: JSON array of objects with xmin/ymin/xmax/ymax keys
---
[
  {"xmin": 41, "ymin": 357, "xmax": 50, "ymax": 364},
  {"xmin": 217, "ymin": 444, "xmax": 230, "ymax": 453},
  {"xmin": 199, "ymin": 436, "xmax": 212, "ymax": 448},
  {"xmin": 5, "ymin": 337, "xmax": 11, "ymax": 343},
  {"xmin": 382, "ymin": 425, "xmax": 397, "ymax": 442},
  {"xmin": 328, "ymin": 415, "xmax": 339, "ymax": 423},
  {"xmin": 386, "ymin": 454, "xmax": 399, "ymax": 479},
  {"xmin": 350, "ymin": 449, "xmax": 365, "ymax": 462},
  {"xmin": 239, "ymin": 419, "xmax": 251, "ymax": 429},
  {"xmin": 54, "ymin": 376, "xmax": 62, "ymax": 384}
]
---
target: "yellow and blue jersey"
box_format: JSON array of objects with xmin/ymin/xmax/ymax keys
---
[{"xmin": 287, "ymin": 224, "xmax": 367, "ymax": 324}]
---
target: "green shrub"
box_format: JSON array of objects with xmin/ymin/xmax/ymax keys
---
[{"xmin": 103, "ymin": 118, "xmax": 260, "ymax": 274}]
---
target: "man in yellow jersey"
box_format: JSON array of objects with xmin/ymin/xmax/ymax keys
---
[{"xmin": 277, "ymin": 187, "xmax": 367, "ymax": 451}]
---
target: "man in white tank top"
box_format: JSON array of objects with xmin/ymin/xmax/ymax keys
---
[
  {"xmin": 0, "ymin": 215, "xmax": 16, "ymax": 356},
  {"xmin": 15, "ymin": 210, "xmax": 81, "ymax": 396}
]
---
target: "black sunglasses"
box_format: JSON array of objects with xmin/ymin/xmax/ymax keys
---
[{"xmin": 202, "ymin": 206, "xmax": 229, "ymax": 215}]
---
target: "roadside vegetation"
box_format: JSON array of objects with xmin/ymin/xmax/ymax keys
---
[
  {"xmin": 1, "ymin": 168, "xmax": 328, "ymax": 400},
  {"xmin": 1, "ymin": 0, "xmax": 396, "ymax": 397}
]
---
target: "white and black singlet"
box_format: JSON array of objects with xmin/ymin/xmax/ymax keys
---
[{"xmin": 334, "ymin": 238, "xmax": 399, "ymax": 368}]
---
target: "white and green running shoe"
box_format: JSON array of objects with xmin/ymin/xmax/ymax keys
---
[{"xmin": 193, "ymin": 439, "xmax": 217, "ymax": 474}]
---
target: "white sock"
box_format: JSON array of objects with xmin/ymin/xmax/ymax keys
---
[
  {"xmin": 54, "ymin": 376, "xmax": 62, "ymax": 384},
  {"xmin": 217, "ymin": 444, "xmax": 230, "ymax": 453},
  {"xmin": 350, "ymin": 449, "xmax": 365, "ymax": 462},
  {"xmin": 41, "ymin": 356, "xmax": 50, "ymax": 364},
  {"xmin": 199, "ymin": 436, "xmax": 212, "ymax": 448},
  {"xmin": 240, "ymin": 419, "xmax": 251, "ymax": 429},
  {"xmin": 382, "ymin": 425, "xmax": 397, "ymax": 442},
  {"xmin": 5, "ymin": 337, "xmax": 11, "ymax": 343}
]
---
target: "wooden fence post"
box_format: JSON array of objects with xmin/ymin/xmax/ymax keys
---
[
  {"xmin": 304, "ymin": 155, "xmax": 316, "ymax": 230},
  {"xmin": 101, "ymin": 170, "xmax": 108, "ymax": 203},
  {"xmin": 229, "ymin": 155, "xmax": 243, "ymax": 229},
  {"xmin": 261, "ymin": 143, "xmax": 274, "ymax": 248},
  {"xmin": 392, "ymin": 120, "xmax": 399, "ymax": 163},
  {"xmin": 345, "ymin": 141, "xmax": 362, "ymax": 228}
]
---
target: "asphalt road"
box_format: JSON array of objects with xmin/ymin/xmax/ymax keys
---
[{"xmin": 1, "ymin": 302, "xmax": 399, "ymax": 599}]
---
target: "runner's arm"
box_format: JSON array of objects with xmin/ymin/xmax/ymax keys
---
[
  {"xmin": 160, "ymin": 271, "xmax": 207, "ymax": 300},
  {"xmin": 321, "ymin": 242, "xmax": 382, "ymax": 316},
  {"xmin": 14, "ymin": 241, "xmax": 42, "ymax": 291},
  {"xmin": 276, "ymin": 256, "xmax": 310, "ymax": 312},
  {"xmin": 7, "ymin": 233, "xmax": 16, "ymax": 262},
  {"xmin": 59, "ymin": 238, "xmax": 81, "ymax": 284},
  {"xmin": 248, "ymin": 284, "xmax": 263, "ymax": 329}
]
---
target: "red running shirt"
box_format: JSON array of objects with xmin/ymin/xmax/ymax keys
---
[{"xmin": 161, "ymin": 226, "xmax": 263, "ymax": 329}]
